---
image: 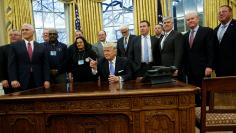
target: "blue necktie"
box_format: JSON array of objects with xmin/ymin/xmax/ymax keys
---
[
  {"xmin": 143, "ymin": 37, "xmax": 149, "ymax": 63},
  {"xmin": 124, "ymin": 37, "xmax": 128, "ymax": 51},
  {"xmin": 109, "ymin": 61, "xmax": 115, "ymax": 75},
  {"xmin": 218, "ymin": 25, "xmax": 227, "ymax": 43}
]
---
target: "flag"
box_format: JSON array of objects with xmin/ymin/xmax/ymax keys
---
[
  {"xmin": 157, "ymin": 0, "xmax": 163, "ymax": 24},
  {"xmin": 75, "ymin": 4, "xmax": 81, "ymax": 30}
]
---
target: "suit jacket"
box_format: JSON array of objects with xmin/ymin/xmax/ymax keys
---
[
  {"xmin": 160, "ymin": 30, "xmax": 184, "ymax": 69},
  {"xmin": 128, "ymin": 35, "xmax": 161, "ymax": 73},
  {"xmin": 213, "ymin": 19, "xmax": 236, "ymax": 76},
  {"xmin": 92, "ymin": 42, "xmax": 104, "ymax": 59},
  {"xmin": 8, "ymin": 40, "xmax": 50, "ymax": 90},
  {"xmin": 0, "ymin": 45, "xmax": 10, "ymax": 82},
  {"xmin": 97, "ymin": 56, "xmax": 132, "ymax": 82},
  {"xmin": 183, "ymin": 26, "xmax": 214, "ymax": 77},
  {"xmin": 117, "ymin": 34, "xmax": 136, "ymax": 57}
]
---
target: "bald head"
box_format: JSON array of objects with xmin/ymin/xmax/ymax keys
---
[{"xmin": 21, "ymin": 24, "xmax": 35, "ymax": 41}]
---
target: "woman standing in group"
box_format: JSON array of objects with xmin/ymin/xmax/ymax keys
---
[{"xmin": 67, "ymin": 36, "xmax": 97, "ymax": 82}]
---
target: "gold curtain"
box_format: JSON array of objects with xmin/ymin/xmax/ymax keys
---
[
  {"xmin": 161, "ymin": 0, "xmax": 171, "ymax": 17},
  {"xmin": 230, "ymin": 0, "xmax": 236, "ymax": 19},
  {"xmin": 204, "ymin": 0, "xmax": 228, "ymax": 28},
  {"xmin": 77, "ymin": 0, "xmax": 103, "ymax": 44},
  {"xmin": 133, "ymin": 0, "xmax": 157, "ymax": 35},
  {"xmin": 4, "ymin": 0, "xmax": 33, "ymax": 43},
  {"xmin": 67, "ymin": 0, "xmax": 77, "ymax": 44}
]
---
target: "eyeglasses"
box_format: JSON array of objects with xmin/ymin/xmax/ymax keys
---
[{"xmin": 121, "ymin": 31, "xmax": 128, "ymax": 34}]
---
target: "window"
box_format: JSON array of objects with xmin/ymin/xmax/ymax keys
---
[
  {"xmin": 32, "ymin": 0, "xmax": 67, "ymax": 44},
  {"xmin": 102, "ymin": 0, "xmax": 134, "ymax": 41},
  {"xmin": 171, "ymin": 0, "xmax": 203, "ymax": 33}
]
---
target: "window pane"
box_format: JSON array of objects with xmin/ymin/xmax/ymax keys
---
[
  {"xmin": 35, "ymin": 29, "xmax": 43, "ymax": 43},
  {"xmin": 55, "ymin": 13, "xmax": 65, "ymax": 28},
  {"xmin": 43, "ymin": 13, "xmax": 55, "ymax": 28},
  {"xmin": 42, "ymin": 0, "xmax": 53, "ymax": 12},
  {"xmin": 54, "ymin": 0, "xmax": 64, "ymax": 12},
  {"xmin": 103, "ymin": 11, "xmax": 113, "ymax": 26},
  {"xmin": 113, "ymin": 11, "xmax": 124, "ymax": 25},
  {"xmin": 33, "ymin": 0, "xmax": 42, "ymax": 11},
  {"xmin": 124, "ymin": 13, "xmax": 134, "ymax": 24},
  {"xmin": 33, "ymin": 0, "xmax": 67, "ymax": 44},
  {"xmin": 103, "ymin": 0, "xmax": 134, "ymax": 41},
  {"xmin": 34, "ymin": 12, "xmax": 43, "ymax": 28},
  {"xmin": 57, "ymin": 29, "xmax": 67, "ymax": 44}
]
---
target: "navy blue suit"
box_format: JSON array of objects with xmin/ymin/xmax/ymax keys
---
[
  {"xmin": 214, "ymin": 19, "xmax": 236, "ymax": 76},
  {"xmin": 8, "ymin": 40, "xmax": 50, "ymax": 90},
  {"xmin": 117, "ymin": 34, "xmax": 136, "ymax": 57},
  {"xmin": 97, "ymin": 56, "xmax": 132, "ymax": 82}
]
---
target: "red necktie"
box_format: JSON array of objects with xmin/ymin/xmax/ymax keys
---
[
  {"xmin": 189, "ymin": 30, "xmax": 195, "ymax": 48},
  {"xmin": 27, "ymin": 42, "xmax": 33, "ymax": 61}
]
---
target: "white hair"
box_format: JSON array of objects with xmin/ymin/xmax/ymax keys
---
[
  {"xmin": 163, "ymin": 16, "xmax": 173, "ymax": 22},
  {"xmin": 120, "ymin": 25, "xmax": 129, "ymax": 31},
  {"xmin": 103, "ymin": 42, "xmax": 117, "ymax": 49},
  {"xmin": 21, "ymin": 23, "xmax": 35, "ymax": 31},
  {"xmin": 185, "ymin": 11, "xmax": 199, "ymax": 18}
]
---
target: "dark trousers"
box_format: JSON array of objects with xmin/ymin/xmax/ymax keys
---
[{"xmin": 27, "ymin": 72, "xmax": 36, "ymax": 90}]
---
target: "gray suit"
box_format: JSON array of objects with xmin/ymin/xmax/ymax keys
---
[
  {"xmin": 92, "ymin": 42, "xmax": 104, "ymax": 59},
  {"xmin": 160, "ymin": 30, "xmax": 184, "ymax": 69}
]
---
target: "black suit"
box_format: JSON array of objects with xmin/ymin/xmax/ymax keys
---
[
  {"xmin": 0, "ymin": 45, "xmax": 14, "ymax": 93},
  {"xmin": 160, "ymin": 30, "xmax": 184, "ymax": 69},
  {"xmin": 97, "ymin": 56, "xmax": 132, "ymax": 82},
  {"xmin": 8, "ymin": 40, "xmax": 50, "ymax": 90},
  {"xmin": 128, "ymin": 35, "xmax": 161, "ymax": 77},
  {"xmin": 117, "ymin": 34, "xmax": 136, "ymax": 57},
  {"xmin": 214, "ymin": 19, "xmax": 236, "ymax": 76},
  {"xmin": 183, "ymin": 26, "xmax": 214, "ymax": 87}
]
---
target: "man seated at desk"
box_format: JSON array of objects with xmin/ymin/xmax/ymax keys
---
[{"xmin": 90, "ymin": 42, "xmax": 132, "ymax": 83}]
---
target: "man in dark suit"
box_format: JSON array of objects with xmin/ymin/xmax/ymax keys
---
[
  {"xmin": 128, "ymin": 20, "xmax": 161, "ymax": 78},
  {"xmin": 0, "ymin": 30, "xmax": 21, "ymax": 94},
  {"xmin": 117, "ymin": 25, "xmax": 136, "ymax": 57},
  {"xmin": 160, "ymin": 17, "xmax": 184, "ymax": 77},
  {"xmin": 154, "ymin": 24, "xmax": 164, "ymax": 40},
  {"xmin": 8, "ymin": 24, "xmax": 50, "ymax": 91},
  {"xmin": 43, "ymin": 28, "xmax": 67, "ymax": 84},
  {"xmin": 90, "ymin": 42, "xmax": 132, "ymax": 83},
  {"xmin": 214, "ymin": 5, "xmax": 236, "ymax": 76},
  {"xmin": 183, "ymin": 12, "xmax": 214, "ymax": 87}
]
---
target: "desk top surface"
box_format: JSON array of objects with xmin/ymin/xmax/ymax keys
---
[{"xmin": 0, "ymin": 80, "xmax": 198, "ymax": 101}]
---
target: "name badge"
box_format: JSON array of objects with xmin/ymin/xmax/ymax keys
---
[
  {"xmin": 78, "ymin": 60, "xmax": 84, "ymax": 65},
  {"xmin": 50, "ymin": 51, "xmax": 57, "ymax": 56}
]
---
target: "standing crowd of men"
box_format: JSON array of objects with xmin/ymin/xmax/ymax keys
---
[{"xmin": 0, "ymin": 5, "xmax": 235, "ymax": 102}]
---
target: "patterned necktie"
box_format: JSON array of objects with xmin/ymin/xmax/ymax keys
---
[
  {"xmin": 143, "ymin": 36, "xmax": 149, "ymax": 63},
  {"xmin": 189, "ymin": 30, "xmax": 195, "ymax": 48},
  {"xmin": 109, "ymin": 61, "xmax": 115, "ymax": 75},
  {"xmin": 27, "ymin": 42, "xmax": 33, "ymax": 61}
]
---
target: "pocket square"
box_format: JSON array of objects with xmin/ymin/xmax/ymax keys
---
[{"xmin": 118, "ymin": 70, "xmax": 124, "ymax": 73}]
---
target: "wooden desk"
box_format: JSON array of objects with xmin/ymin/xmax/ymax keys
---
[{"xmin": 0, "ymin": 80, "xmax": 198, "ymax": 133}]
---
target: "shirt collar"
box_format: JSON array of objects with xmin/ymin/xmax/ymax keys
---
[
  {"xmin": 141, "ymin": 34, "xmax": 150, "ymax": 39},
  {"xmin": 220, "ymin": 19, "xmax": 232, "ymax": 28},
  {"xmin": 164, "ymin": 29, "xmax": 173, "ymax": 36},
  {"xmin": 109, "ymin": 56, "xmax": 116, "ymax": 64},
  {"xmin": 24, "ymin": 39, "xmax": 33, "ymax": 45},
  {"xmin": 191, "ymin": 25, "xmax": 199, "ymax": 32}
]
